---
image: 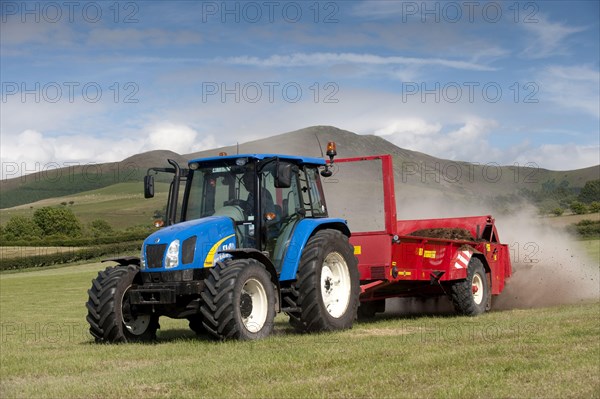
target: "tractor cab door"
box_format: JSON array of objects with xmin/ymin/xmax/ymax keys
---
[
  {"xmin": 262, "ymin": 164, "xmax": 327, "ymax": 273},
  {"xmin": 259, "ymin": 162, "xmax": 301, "ymax": 272}
]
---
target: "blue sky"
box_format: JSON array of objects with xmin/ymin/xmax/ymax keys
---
[{"xmin": 1, "ymin": 0, "xmax": 599, "ymax": 177}]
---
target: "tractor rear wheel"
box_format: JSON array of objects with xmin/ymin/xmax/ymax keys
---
[
  {"xmin": 200, "ymin": 259, "xmax": 275, "ymax": 340},
  {"xmin": 86, "ymin": 265, "xmax": 159, "ymax": 343},
  {"xmin": 289, "ymin": 229, "xmax": 360, "ymax": 333},
  {"xmin": 448, "ymin": 257, "xmax": 490, "ymax": 316}
]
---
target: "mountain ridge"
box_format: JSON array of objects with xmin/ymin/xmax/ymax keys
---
[{"xmin": 1, "ymin": 125, "xmax": 598, "ymax": 210}]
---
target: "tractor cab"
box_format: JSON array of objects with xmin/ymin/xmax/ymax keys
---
[{"xmin": 144, "ymin": 153, "xmax": 330, "ymax": 272}]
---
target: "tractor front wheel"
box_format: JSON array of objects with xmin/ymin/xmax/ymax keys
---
[
  {"xmin": 86, "ymin": 265, "xmax": 159, "ymax": 343},
  {"xmin": 200, "ymin": 259, "xmax": 275, "ymax": 340},
  {"xmin": 289, "ymin": 229, "xmax": 360, "ymax": 333}
]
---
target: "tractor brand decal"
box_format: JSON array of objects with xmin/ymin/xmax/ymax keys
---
[
  {"xmin": 416, "ymin": 248, "xmax": 424, "ymax": 256},
  {"xmin": 396, "ymin": 270, "xmax": 411, "ymax": 277},
  {"xmin": 354, "ymin": 245, "xmax": 362, "ymax": 255},
  {"xmin": 423, "ymin": 250, "xmax": 436, "ymax": 259},
  {"xmin": 204, "ymin": 234, "xmax": 236, "ymax": 267},
  {"xmin": 453, "ymin": 250, "xmax": 472, "ymax": 269}
]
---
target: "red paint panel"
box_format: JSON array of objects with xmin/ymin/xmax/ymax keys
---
[{"xmin": 350, "ymin": 233, "xmax": 391, "ymax": 280}]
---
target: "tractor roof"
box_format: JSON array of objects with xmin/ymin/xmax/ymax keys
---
[{"xmin": 189, "ymin": 154, "xmax": 326, "ymax": 166}]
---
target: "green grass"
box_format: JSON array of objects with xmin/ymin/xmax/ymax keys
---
[
  {"xmin": 580, "ymin": 239, "xmax": 600, "ymax": 261},
  {"xmin": 1, "ymin": 262, "xmax": 599, "ymax": 398},
  {"xmin": 0, "ymin": 182, "xmax": 170, "ymax": 229}
]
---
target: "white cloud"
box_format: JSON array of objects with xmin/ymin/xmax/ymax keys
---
[
  {"xmin": 375, "ymin": 118, "xmax": 442, "ymax": 137},
  {"xmin": 373, "ymin": 116, "xmax": 599, "ymax": 171},
  {"xmin": 222, "ymin": 52, "xmax": 496, "ymax": 71},
  {"xmin": 86, "ymin": 28, "xmax": 202, "ymax": 48},
  {"xmin": 143, "ymin": 122, "xmax": 217, "ymax": 154},
  {"xmin": 520, "ymin": 15, "xmax": 585, "ymax": 59},
  {"xmin": 0, "ymin": 16, "xmax": 76, "ymax": 47},
  {"xmin": 514, "ymin": 143, "xmax": 600, "ymax": 171},
  {"xmin": 0, "ymin": 123, "xmax": 217, "ymax": 178},
  {"xmin": 537, "ymin": 64, "xmax": 600, "ymax": 118},
  {"xmin": 375, "ymin": 117, "xmax": 500, "ymax": 161}
]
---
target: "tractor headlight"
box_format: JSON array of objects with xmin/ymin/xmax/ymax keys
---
[
  {"xmin": 165, "ymin": 240, "xmax": 180, "ymax": 269},
  {"xmin": 140, "ymin": 248, "xmax": 146, "ymax": 270}
]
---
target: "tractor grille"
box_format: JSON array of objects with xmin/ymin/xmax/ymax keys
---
[
  {"xmin": 370, "ymin": 266, "xmax": 386, "ymax": 280},
  {"xmin": 181, "ymin": 236, "xmax": 197, "ymax": 265},
  {"xmin": 146, "ymin": 244, "xmax": 167, "ymax": 269}
]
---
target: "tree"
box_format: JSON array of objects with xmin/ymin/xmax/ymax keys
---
[
  {"xmin": 570, "ymin": 201, "xmax": 588, "ymax": 215},
  {"xmin": 33, "ymin": 206, "xmax": 82, "ymax": 237},
  {"xmin": 88, "ymin": 219, "xmax": 113, "ymax": 237},
  {"xmin": 590, "ymin": 202, "xmax": 600, "ymax": 213},
  {"xmin": 4, "ymin": 216, "xmax": 42, "ymax": 240},
  {"xmin": 551, "ymin": 207, "xmax": 564, "ymax": 216},
  {"xmin": 578, "ymin": 179, "xmax": 600, "ymax": 204}
]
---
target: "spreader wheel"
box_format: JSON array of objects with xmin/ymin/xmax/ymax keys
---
[{"xmin": 448, "ymin": 257, "xmax": 490, "ymax": 316}]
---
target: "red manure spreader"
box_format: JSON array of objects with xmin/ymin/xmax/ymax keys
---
[{"xmin": 338, "ymin": 154, "xmax": 512, "ymax": 318}]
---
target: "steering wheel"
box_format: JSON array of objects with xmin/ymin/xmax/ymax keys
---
[{"xmin": 224, "ymin": 199, "xmax": 251, "ymax": 214}]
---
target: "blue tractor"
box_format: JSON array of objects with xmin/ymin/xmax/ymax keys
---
[{"xmin": 86, "ymin": 145, "xmax": 360, "ymax": 341}]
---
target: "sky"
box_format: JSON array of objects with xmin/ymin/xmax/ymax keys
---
[{"xmin": 1, "ymin": 0, "xmax": 599, "ymax": 178}]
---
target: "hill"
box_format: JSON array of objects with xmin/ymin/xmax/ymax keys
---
[
  {"xmin": 0, "ymin": 150, "xmax": 187, "ymax": 209},
  {"xmin": 1, "ymin": 126, "xmax": 598, "ymax": 218}
]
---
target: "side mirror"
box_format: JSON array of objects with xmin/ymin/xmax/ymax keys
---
[
  {"xmin": 275, "ymin": 163, "xmax": 293, "ymax": 188},
  {"xmin": 144, "ymin": 175, "xmax": 155, "ymax": 198}
]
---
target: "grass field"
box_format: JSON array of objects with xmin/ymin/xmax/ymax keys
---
[
  {"xmin": 0, "ymin": 182, "xmax": 170, "ymax": 229},
  {"xmin": 1, "ymin": 259, "xmax": 599, "ymax": 398},
  {"xmin": 580, "ymin": 239, "xmax": 600, "ymax": 261}
]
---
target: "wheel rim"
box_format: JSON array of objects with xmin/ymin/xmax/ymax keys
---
[
  {"xmin": 121, "ymin": 286, "xmax": 151, "ymax": 336},
  {"xmin": 241, "ymin": 278, "xmax": 268, "ymax": 333},
  {"xmin": 472, "ymin": 273, "xmax": 484, "ymax": 305},
  {"xmin": 321, "ymin": 252, "xmax": 351, "ymax": 318}
]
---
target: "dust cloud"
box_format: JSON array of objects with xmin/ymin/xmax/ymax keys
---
[{"xmin": 492, "ymin": 207, "xmax": 599, "ymax": 310}]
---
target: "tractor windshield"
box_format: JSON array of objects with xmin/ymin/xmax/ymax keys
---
[{"xmin": 184, "ymin": 164, "xmax": 252, "ymax": 222}]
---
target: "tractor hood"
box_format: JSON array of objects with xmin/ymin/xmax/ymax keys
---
[{"xmin": 141, "ymin": 216, "xmax": 237, "ymax": 271}]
